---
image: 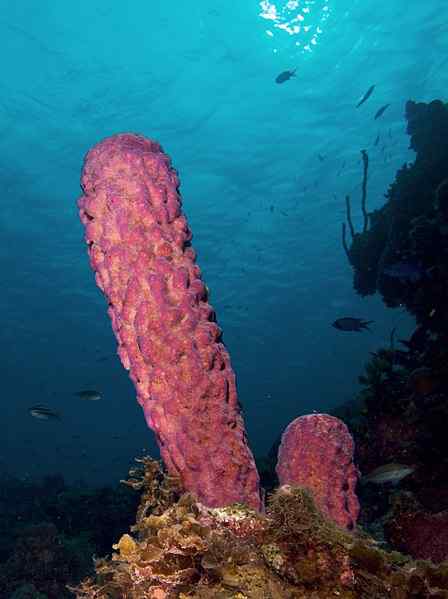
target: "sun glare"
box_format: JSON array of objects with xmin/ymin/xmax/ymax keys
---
[{"xmin": 259, "ymin": 0, "xmax": 331, "ymax": 53}]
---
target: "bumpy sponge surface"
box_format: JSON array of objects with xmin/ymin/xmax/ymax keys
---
[
  {"xmin": 276, "ymin": 413, "xmax": 359, "ymax": 528},
  {"xmin": 78, "ymin": 133, "xmax": 261, "ymax": 510}
]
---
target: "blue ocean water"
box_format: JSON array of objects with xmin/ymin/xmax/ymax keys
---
[{"xmin": 1, "ymin": 0, "xmax": 445, "ymax": 486}]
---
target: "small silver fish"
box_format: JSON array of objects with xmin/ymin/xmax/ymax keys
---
[
  {"xmin": 362, "ymin": 463, "xmax": 414, "ymax": 485},
  {"xmin": 76, "ymin": 390, "xmax": 102, "ymax": 401},
  {"xmin": 29, "ymin": 404, "xmax": 61, "ymax": 421}
]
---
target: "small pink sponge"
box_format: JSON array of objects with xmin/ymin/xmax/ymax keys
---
[
  {"xmin": 78, "ymin": 133, "xmax": 261, "ymax": 510},
  {"xmin": 276, "ymin": 414, "xmax": 359, "ymax": 529}
]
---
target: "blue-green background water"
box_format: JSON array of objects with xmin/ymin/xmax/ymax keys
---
[{"xmin": 1, "ymin": 1, "xmax": 445, "ymax": 485}]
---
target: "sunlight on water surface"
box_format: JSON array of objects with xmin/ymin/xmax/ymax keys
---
[{"xmin": 259, "ymin": 0, "xmax": 332, "ymax": 53}]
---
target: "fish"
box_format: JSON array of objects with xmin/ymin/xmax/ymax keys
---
[
  {"xmin": 374, "ymin": 134, "xmax": 380, "ymax": 146},
  {"xmin": 275, "ymin": 69, "xmax": 296, "ymax": 84},
  {"xmin": 75, "ymin": 389, "xmax": 102, "ymax": 401},
  {"xmin": 382, "ymin": 260, "xmax": 426, "ymax": 283},
  {"xmin": 356, "ymin": 84, "xmax": 375, "ymax": 108},
  {"xmin": 362, "ymin": 463, "xmax": 415, "ymax": 485},
  {"xmin": 318, "ymin": 154, "xmax": 325, "ymax": 162},
  {"xmin": 29, "ymin": 404, "xmax": 61, "ymax": 421},
  {"xmin": 332, "ymin": 317, "xmax": 373, "ymax": 332},
  {"xmin": 374, "ymin": 103, "xmax": 390, "ymax": 120}
]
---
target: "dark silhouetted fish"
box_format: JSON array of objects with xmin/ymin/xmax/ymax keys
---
[
  {"xmin": 332, "ymin": 317, "xmax": 373, "ymax": 332},
  {"xmin": 318, "ymin": 154, "xmax": 325, "ymax": 162},
  {"xmin": 374, "ymin": 103, "xmax": 390, "ymax": 119},
  {"xmin": 356, "ymin": 84, "xmax": 375, "ymax": 107},
  {"xmin": 29, "ymin": 404, "xmax": 61, "ymax": 421},
  {"xmin": 275, "ymin": 69, "xmax": 296, "ymax": 84},
  {"xmin": 374, "ymin": 134, "xmax": 380, "ymax": 146}
]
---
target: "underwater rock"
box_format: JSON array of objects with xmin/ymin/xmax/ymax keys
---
[
  {"xmin": 407, "ymin": 366, "xmax": 439, "ymax": 397},
  {"xmin": 0, "ymin": 521, "xmax": 93, "ymax": 598},
  {"xmin": 345, "ymin": 98, "xmax": 448, "ymax": 322},
  {"xmin": 435, "ymin": 178, "xmax": 448, "ymax": 224},
  {"xmin": 356, "ymin": 412, "xmax": 420, "ymax": 473},
  {"xmin": 406, "ymin": 99, "xmax": 448, "ymax": 156},
  {"xmin": 385, "ymin": 492, "xmax": 448, "ymax": 563}
]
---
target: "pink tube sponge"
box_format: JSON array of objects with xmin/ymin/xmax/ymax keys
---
[
  {"xmin": 276, "ymin": 414, "xmax": 359, "ymax": 529},
  {"xmin": 78, "ymin": 133, "xmax": 261, "ymax": 510}
]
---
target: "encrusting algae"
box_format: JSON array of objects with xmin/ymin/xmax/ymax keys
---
[{"xmin": 71, "ymin": 457, "xmax": 448, "ymax": 598}]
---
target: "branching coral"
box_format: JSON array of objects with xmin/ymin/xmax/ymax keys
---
[{"xmin": 341, "ymin": 150, "xmax": 370, "ymax": 264}]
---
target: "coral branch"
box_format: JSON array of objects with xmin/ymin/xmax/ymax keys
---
[
  {"xmin": 345, "ymin": 195, "xmax": 356, "ymax": 240},
  {"xmin": 361, "ymin": 149, "xmax": 369, "ymax": 233},
  {"xmin": 342, "ymin": 222, "xmax": 351, "ymax": 262}
]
